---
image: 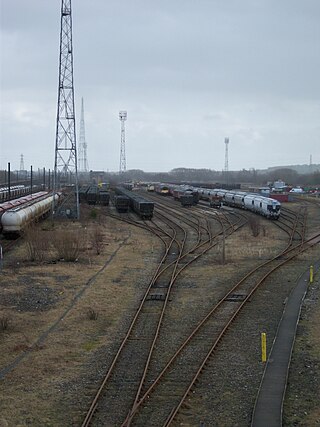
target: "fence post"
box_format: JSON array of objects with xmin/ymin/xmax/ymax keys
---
[
  {"xmin": 310, "ymin": 265, "xmax": 314, "ymax": 284},
  {"xmin": 261, "ymin": 333, "xmax": 267, "ymax": 362}
]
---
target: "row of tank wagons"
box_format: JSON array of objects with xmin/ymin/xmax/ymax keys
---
[
  {"xmin": 1, "ymin": 193, "xmax": 60, "ymax": 236},
  {"xmin": 0, "ymin": 191, "xmax": 49, "ymax": 232},
  {"xmin": 0, "ymin": 185, "xmax": 45, "ymax": 203},
  {"xmin": 198, "ymin": 188, "xmax": 281, "ymax": 219},
  {"xmin": 78, "ymin": 186, "xmax": 110, "ymax": 206},
  {"xmin": 115, "ymin": 187, "xmax": 154, "ymax": 219}
]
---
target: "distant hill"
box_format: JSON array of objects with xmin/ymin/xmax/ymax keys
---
[{"xmin": 259, "ymin": 164, "xmax": 320, "ymax": 175}]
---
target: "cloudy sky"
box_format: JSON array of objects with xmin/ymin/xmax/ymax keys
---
[{"xmin": 0, "ymin": 0, "xmax": 319, "ymax": 173}]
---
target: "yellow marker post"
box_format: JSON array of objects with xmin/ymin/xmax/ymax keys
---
[
  {"xmin": 261, "ymin": 333, "xmax": 267, "ymax": 362},
  {"xmin": 310, "ymin": 265, "xmax": 314, "ymax": 284}
]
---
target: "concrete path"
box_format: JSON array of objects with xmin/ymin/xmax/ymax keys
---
[{"xmin": 251, "ymin": 262, "xmax": 319, "ymax": 427}]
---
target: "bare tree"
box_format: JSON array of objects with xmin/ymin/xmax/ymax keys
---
[
  {"xmin": 248, "ymin": 216, "xmax": 261, "ymax": 237},
  {"xmin": 24, "ymin": 226, "xmax": 49, "ymax": 262},
  {"xmin": 90, "ymin": 226, "xmax": 104, "ymax": 255}
]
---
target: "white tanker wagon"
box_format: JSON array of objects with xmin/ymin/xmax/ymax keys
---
[{"xmin": 1, "ymin": 193, "xmax": 59, "ymax": 236}]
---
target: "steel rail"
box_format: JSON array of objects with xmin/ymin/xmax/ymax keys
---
[
  {"xmin": 81, "ymin": 206, "xmax": 193, "ymax": 427},
  {"xmin": 121, "ymin": 209, "xmax": 309, "ymax": 425},
  {"xmin": 81, "ymin": 202, "xmax": 243, "ymax": 426},
  {"xmin": 163, "ymin": 231, "xmax": 319, "ymax": 427},
  {"xmin": 123, "ymin": 211, "xmax": 246, "ymax": 425},
  {"xmin": 80, "ymin": 211, "xmax": 182, "ymax": 427}
]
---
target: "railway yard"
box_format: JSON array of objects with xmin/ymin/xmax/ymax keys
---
[{"xmin": 0, "ymin": 191, "xmax": 319, "ymax": 426}]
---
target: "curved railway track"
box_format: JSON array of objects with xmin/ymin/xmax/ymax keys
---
[
  {"xmin": 82, "ymin": 194, "xmax": 319, "ymax": 426},
  {"xmin": 118, "ymin": 204, "xmax": 312, "ymax": 426},
  {"xmin": 81, "ymin": 199, "xmax": 245, "ymax": 426}
]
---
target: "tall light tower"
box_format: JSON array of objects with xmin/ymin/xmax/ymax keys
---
[
  {"xmin": 20, "ymin": 154, "xmax": 25, "ymax": 171},
  {"xmin": 224, "ymin": 137, "xmax": 229, "ymax": 185},
  {"xmin": 78, "ymin": 97, "xmax": 89, "ymax": 172},
  {"xmin": 54, "ymin": 0, "xmax": 79, "ymax": 218},
  {"xmin": 119, "ymin": 111, "xmax": 127, "ymax": 174}
]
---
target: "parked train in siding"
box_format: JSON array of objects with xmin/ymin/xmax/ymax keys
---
[
  {"xmin": 0, "ymin": 185, "xmax": 44, "ymax": 203},
  {"xmin": 171, "ymin": 185, "xmax": 199, "ymax": 206},
  {"xmin": 155, "ymin": 184, "xmax": 170, "ymax": 196},
  {"xmin": 114, "ymin": 195, "xmax": 130, "ymax": 213},
  {"xmin": 0, "ymin": 191, "xmax": 49, "ymax": 233},
  {"xmin": 1, "ymin": 193, "xmax": 60, "ymax": 236},
  {"xmin": 115, "ymin": 187, "xmax": 154, "ymax": 219},
  {"xmin": 196, "ymin": 187, "xmax": 281, "ymax": 219},
  {"xmin": 78, "ymin": 185, "xmax": 110, "ymax": 206}
]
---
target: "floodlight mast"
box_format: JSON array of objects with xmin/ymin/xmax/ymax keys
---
[
  {"xmin": 119, "ymin": 111, "xmax": 127, "ymax": 174},
  {"xmin": 224, "ymin": 137, "xmax": 229, "ymax": 185},
  {"xmin": 53, "ymin": 0, "xmax": 79, "ymax": 219},
  {"xmin": 78, "ymin": 97, "xmax": 89, "ymax": 172}
]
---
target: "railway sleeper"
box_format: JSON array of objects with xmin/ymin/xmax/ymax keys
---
[
  {"xmin": 225, "ymin": 293, "xmax": 248, "ymax": 302},
  {"xmin": 151, "ymin": 283, "xmax": 169, "ymax": 289},
  {"xmin": 146, "ymin": 294, "xmax": 167, "ymax": 301}
]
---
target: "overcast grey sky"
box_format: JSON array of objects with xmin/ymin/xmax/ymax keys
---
[{"xmin": 0, "ymin": 0, "xmax": 319, "ymax": 172}]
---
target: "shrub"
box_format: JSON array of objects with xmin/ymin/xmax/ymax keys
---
[
  {"xmin": 24, "ymin": 226, "xmax": 49, "ymax": 262},
  {"xmin": 90, "ymin": 209, "xmax": 97, "ymax": 219},
  {"xmin": 0, "ymin": 316, "xmax": 10, "ymax": 332},
  {"xmin": 52, "ymin": 230, "xmax": 84, "ymax": 261},
  {"xmin": 87, "ymin": 308, "xmax": 98, "ymax": 320}
]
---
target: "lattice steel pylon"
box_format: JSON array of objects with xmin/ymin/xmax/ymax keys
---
[
  {"xmin": 78, "ymin": 97, "xmax": 89, "ymax": 172},
  {"xmin": 53, "ymin": 0, "xmax": 79, "ymax": 219},
  {"xmin": 119, "ymin": 111, "xmax": 127, "ymax": 174}
]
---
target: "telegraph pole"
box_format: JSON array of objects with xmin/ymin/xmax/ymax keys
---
[{"xmin": 54, "ymin": 0, "xmax": 79, "ymax": 219}]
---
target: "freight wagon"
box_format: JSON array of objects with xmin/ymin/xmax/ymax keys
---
[
  {"xmin": 1, "ymin": 193, "xmax": 59, "ymax": 236},
  {"xmin": 115, "ymin": 187, "xmax": 154, "ymax": 219},
  {"xmin": 114, "ymin": 195, "xmax": 130, "ymax": 212},
  {"xmin": 99, "ymin": 190, "xmax": 110, "ymax": 206}
]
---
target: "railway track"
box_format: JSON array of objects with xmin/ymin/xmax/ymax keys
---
[
  {"xmin": 81, "ymin": 195, "xmax": 318, "ymax": 426},
  {"xmin": 81, "ymin": 199, "xmax": 245, "ymax": 426},
  {"xmin": 118, "ymin": 204, "xmax": 318, "ymax": 426},
  {"xmin": 0, "ymin": 235, "xmax": 21, "ymax": 254}
]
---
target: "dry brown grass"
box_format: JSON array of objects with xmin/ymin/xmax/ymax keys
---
[{"xmin": 0, "ymin": 208, "xmax": 160, "ymax": 425}]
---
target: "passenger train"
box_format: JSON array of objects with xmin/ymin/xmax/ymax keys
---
[
  {"xmin": 196, "ymin": 188, "xmax": 280, "ymax": 219},
  {"xmin": 154, "ymin": 184, "xmax": 281, "ymax": 219}
]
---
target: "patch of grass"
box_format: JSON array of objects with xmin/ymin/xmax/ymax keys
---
[
  {"xmin": 82, "ymin": 341, "xmax": 98, "ymax": 352},
  {"xmin": 90, "ymin": 209, "xmax": 98, "ymax": 219}
]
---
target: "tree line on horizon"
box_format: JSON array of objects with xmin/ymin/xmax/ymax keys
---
[
  {"xmin": 106, "ymin": 167, "xmax": 320, "ymax": 187},
  {"xmin": 1, "ymin": 166, "xmax": 319, "ymax": 188}
]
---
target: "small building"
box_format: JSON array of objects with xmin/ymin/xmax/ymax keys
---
[{"xmin": 273, "ymin": 180, "xmax": 286, "ymax": 189}]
